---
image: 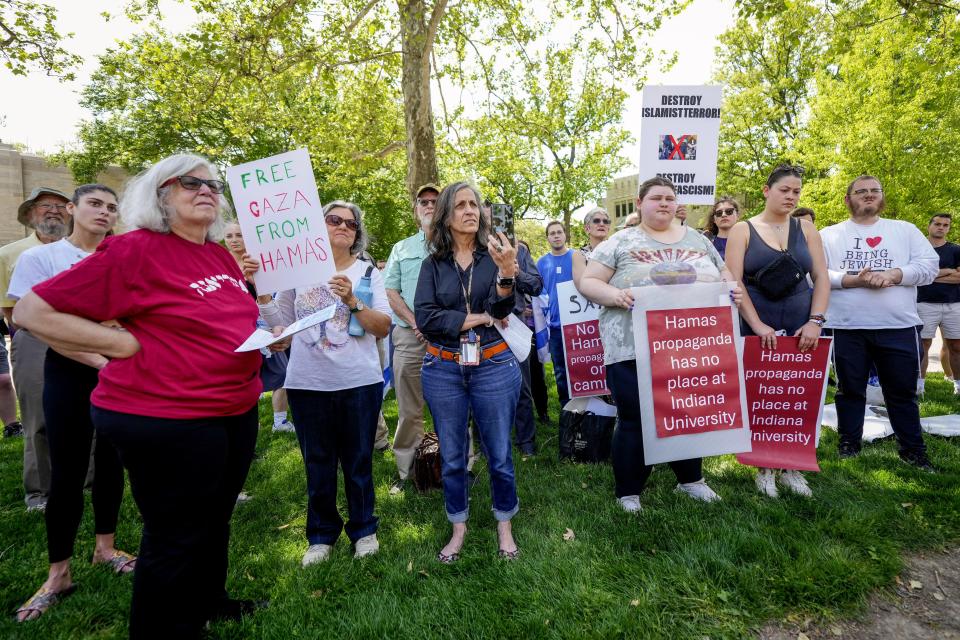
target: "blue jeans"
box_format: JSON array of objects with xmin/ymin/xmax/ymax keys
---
[
  {"xmin": 833, "ymin": 328, "xmax": 926, "ymax": 454},
  {"xmin": 421, "ymin": 345, "xmax": 521, "ymax": 523},
  {"xmin": 287, "ymin": 383, "xmax": 383, "ymax": 545},
  {"xmin": 548, "ymin": 327, "xmax": 570, "ymax": 408}
]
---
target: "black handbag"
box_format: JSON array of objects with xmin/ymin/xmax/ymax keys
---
[
  {"xmin": 559, "ymin": 409, "xmax": 615, "ymax": 463},
  {"xmin": 747, "ymin": 218, "xmax": 806, "ymax": 300}
]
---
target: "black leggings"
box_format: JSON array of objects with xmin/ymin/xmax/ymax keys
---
[
  {"xmin": 605, "ymin": 360, "xmax": 703, "ymax": 497},
  {"xmin": 43, "ymin": 350, "xmax": 124, "ymax": 563},
  {"xmin": 93, "ymin": 405, "xmax": 258, "ymax": 640}
]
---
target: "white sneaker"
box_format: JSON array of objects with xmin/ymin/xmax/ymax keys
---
[
  {"xmin": 272, "ymin": 420, "xmax": 295, "ymax": 433},
  {"xmin": 302, "ymin": 543, "xmax": 333, "ymax": 566},
  {"xmin": 953, "ymin": 381, "xmax": 960, "ymax": 396},
  {"xmin": 778, "ymin": 470, "xmax": 813, "ymax": 497},
  {"xmin": 354, "ymin": 534, "xmax": 380, "ymax": 558},
  {"xmin": 617, "ymin": 495, "xmax": 642, "ymax": 513},
  {"xmin": 235, "ymin": 491, "xmax": 252, "ymax": 504},
  {"xmin": 755, "ymin": 468, "xmax": 778, "ymax": 498},
  {"xmin": 917, "ymin": 378, "xmax": 925, "ymax": 395},
  {"xmin": 676, "ymin": 479, "xmax": 721, "ymax": 503}
]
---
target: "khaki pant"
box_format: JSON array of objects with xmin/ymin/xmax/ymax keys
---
[
  {"xmin": 13, "ymin": 330, "xmax": 50, "ymax": 507},
  {"xmin": 391, "ymin": 325, "xmax": 426, "ymax": 479}
]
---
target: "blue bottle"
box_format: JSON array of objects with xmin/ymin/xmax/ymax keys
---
[{"xmin": 348, "ymin": 265, "xmax": 375, "ymax": 337}]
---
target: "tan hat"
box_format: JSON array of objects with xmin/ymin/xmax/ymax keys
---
[
  {"xmin": 18, "ymin": 187, "xmax": 70, "ymax": 228},
  {"xmin": 415, "ymin": 183, "xmax": 440, "ymax": 198}
]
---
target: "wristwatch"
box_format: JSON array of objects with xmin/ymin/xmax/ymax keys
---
[
  {"xmin": 350, "ymin": 300, "xmax": 365, "ymax": 313},
  {"xmin": 497, "ymin": 274, "xmax": 515, "ymax": 288}
]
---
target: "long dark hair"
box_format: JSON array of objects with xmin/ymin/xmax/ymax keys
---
[
  {"xmin": 705, "ymin": 196, "xmax": 741, "ymax": 236},
  {"xmin": 428, "ymin": 182, "xmax": 489, "ymax": 259}
]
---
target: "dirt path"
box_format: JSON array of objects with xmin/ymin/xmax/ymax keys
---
[{"xmin": 760, "ymin": 548, "xmax": 960, "ymax": 640}]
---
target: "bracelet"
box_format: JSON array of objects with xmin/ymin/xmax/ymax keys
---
[{"xmin": 808, "ymin": 318, "xmax": 825, "ymax": 327}]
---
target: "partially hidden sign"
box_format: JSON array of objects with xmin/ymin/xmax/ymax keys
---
[
  {"xmin": 226, "ymin": 148, "xmax": 334, "ymax": 295},
  {"xmin": 632, "ymin": 281, "xmax": 751, "ymax": 464},
  {"xmin": 556, "ymin": 280, "xmax": 609, "ymax": 398},
  {"xmin": 646, "ymin": 306, "xmax": 743, "ymax": 437},
  {"xmin": 736, "ymin": 336, "xmax": 832, "ymax": 472}
]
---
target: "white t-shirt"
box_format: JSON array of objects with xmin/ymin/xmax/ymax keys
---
[
  {"xmin": 259, "ymin": 259, "xmax": 390, "ymax": 392},
  {"xmin": 7, "ymin": 238, "xmax": 92, "ymax": 300},
  {"xmin": 821, "ymin": 218, "xmax": 938, "ymax": 329}
]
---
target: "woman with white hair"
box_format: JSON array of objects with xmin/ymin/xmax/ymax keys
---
[
  {"xmin": 257, "ymin": 200, "xmax": 391, "ymax": 566},
  {"xmin": 13, "ymin": 154, "xmax": 266, "ymax": 639},
  {"xmin": 572, "ymin": 206, "xmax": 612, "ymax": 288}
]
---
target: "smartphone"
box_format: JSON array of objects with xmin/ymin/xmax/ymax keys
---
[{"xmin": 489, "ymin": 203, "xmax": 515, "ymax": 244}]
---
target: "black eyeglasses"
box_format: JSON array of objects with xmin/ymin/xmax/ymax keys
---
[
  {"xmin": 714, "ymin": 208, "xmax": 737, "ymax": 217},
  {"xmin": 160, "ymin": 175, "xmax": 226, "ymax": 194},
  {"xmin": 590, "ymin": 217, "xmax": 611, "ymax": 225},
  {"xmin": 325, "ymin": 214, "xmax": 359, "ymax": 231},
  {"xmin": 416, "ymin": 197, "xmax": 437, "ymax": 207}
]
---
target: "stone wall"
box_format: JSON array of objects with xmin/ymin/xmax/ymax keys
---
[{"xmin": 0, "ymin": 143, "xmax": 128, "ymax": 247}]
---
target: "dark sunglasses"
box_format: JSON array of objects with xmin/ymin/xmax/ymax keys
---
[
  {"xmin": 160, "ymin": 175, "xmax": 226, "ymax": 194},
  {"xmin": 714, "ymin": 208, "xmax": 737, "ymax": 217},
  {"xmin": 325, "ymin": 214, "xmax": 359, "ymax": 231},
  {"xmin": 590, "ymin": 217, "xmax": 611, "ymax": 225}
]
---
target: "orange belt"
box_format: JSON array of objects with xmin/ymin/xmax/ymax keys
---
[{"xmin": 426, "ymin": 341, "xmax": 509, "ymax": 363}]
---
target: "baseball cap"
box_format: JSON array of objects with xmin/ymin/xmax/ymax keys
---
[{"xmin": 415, "ymin": 183, "xmax": 440, "ymax": 198}]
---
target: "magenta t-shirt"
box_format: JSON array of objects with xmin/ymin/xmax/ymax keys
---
[{"xmin": 33, "ymin": 229, "xmax": 263, "ymax": 419}]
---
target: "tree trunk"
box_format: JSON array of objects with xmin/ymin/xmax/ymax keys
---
[{"xmin": 398, "ymin": 0, "xmax": 439, "ymax": 203}]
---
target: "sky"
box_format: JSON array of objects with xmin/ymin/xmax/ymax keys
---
[{"xmin": 0, "ymin": 0, "xmax": 735, "ymax": 176}]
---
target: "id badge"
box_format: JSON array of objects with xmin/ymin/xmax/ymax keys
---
[{"xmin": 460, "ymin": 330, "xmax": 480, "ymax": 366}]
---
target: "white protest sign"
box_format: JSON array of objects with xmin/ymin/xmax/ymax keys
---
[
  {"xmin": 226, "ymin": 149, "xmax": 334, "ymax": 295},
  {"xmin": 639, "ymin": 85, "xmax": 722, "ymax": 205},
  {"xmin": 557, "ymin": 280, "xmax": 609, "ymax": 398},
  {"xmin": 632, "ymin": 281, "xmax": 751, "ymax": 464}
]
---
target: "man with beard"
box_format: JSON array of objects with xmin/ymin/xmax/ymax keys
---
[
  {"xmin": 916, "ymin": 213, "xmax": 960, "ymax": 396},
  {"xmin": 0, "ymin": 187, "xmax": 70, "ymax": 509},
  {"xmin": 821, "ymin": 176, "xmax": 939, "ymax": 470},
  {"xmin": 383, "ymin": 184, "xmax": 439, "ymax": 491}
]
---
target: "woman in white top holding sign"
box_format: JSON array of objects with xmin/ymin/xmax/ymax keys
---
[
  {"xmin": 257, "ymin": 200, "xmax": 391, "ymax": 566},
  {"xmin": 579, "ymin": 177, "xmax": 742, "ymax": 513}
]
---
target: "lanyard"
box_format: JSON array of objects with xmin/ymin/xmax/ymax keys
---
[{"xmin": 456, "ymin": 257, "xmax": 474, "ymax": 315}]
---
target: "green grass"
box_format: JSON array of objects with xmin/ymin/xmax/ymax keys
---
[{"xmin": 1, "ymin": 369, "xmax": 958, "ymax": 639}]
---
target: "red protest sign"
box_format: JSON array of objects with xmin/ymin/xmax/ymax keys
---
[
  {"xmin": 736, "ymin": 337, "xmax": 831, "ymax": 472},
  {"xmin": 646, "ymin": 306, "xmax": 743, "ymax": 438},
  {"xmin": 557, "ymin": 281, "xmax": 609, "ymax": 398}
]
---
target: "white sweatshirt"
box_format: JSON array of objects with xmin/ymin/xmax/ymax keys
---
[{"xmin": 821, "ymin": 218, "xmax": 938, "ymax": 329}]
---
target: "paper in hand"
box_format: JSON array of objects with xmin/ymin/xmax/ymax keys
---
[{"xmin": 235, "ymin": 304, "xmax": 337, "ymax": 352}]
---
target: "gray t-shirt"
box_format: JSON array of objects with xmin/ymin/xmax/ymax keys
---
[
  {"xmin": 7, "ymin": 238, "xmax": 92, "ymax": 300},
  {"xmin": 590, "ymin": 226, "xmax": 726, "ymax": 365}
]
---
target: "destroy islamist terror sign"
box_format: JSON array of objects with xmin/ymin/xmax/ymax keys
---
[
  {"xmin": 639, "ymin": 85, "xmax": 722, "ymax": 205},
  {"xmin": 736, "ymin": 336, "xmax": 832, "ymax": 472},
  {"xmin": 632, "ymin": 281, "xmax": 751, "ymax": 464},
  {"xmin": 557, "ymin": 280, "xmax": 609, "ymax": 398},
  {"xmin": 226, "ymin": 148, "xmax": 334, "ymax": 295}
]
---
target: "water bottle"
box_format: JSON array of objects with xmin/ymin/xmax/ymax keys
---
[{"xmin": 348, "ymin": 266, "xmax": 374, "ymax": 337}]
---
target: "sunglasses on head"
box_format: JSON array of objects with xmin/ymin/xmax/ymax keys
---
[
  {"xmin": 160, "ymin": 175, "xmax": 226, "ymax": 194},
  {"xmin": 714, "ymin": 208, "xmax": 737, "ymax": 217},
  {"xmin": 590, "ymin": 217, "xmax": 611, "ymax": 225},
  {"xmin": 325, "ymin": 214, "xmax": 359, "ymax": 231}
]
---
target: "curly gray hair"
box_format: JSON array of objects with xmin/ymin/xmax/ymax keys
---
[
  {"xmin": 121, "ymin": 153, "xmax": 231, "ymax": 241},
  {"xmin": 322, "ymin": 200, "xmax": 369, "ymax": 256}
]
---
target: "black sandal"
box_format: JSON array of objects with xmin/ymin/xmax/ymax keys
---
[
  {"xmin": 436, "ymin": 550, "xmax": 460, "ymax": 564},
  {"xmin": 497, "ymin": 548, "xmax": 520, "ymax": 560}
]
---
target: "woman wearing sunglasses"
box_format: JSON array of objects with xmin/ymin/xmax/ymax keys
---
[
  {"xmin": 258, "ymin": 200, "xmax": 391, "ymax": 566},
  {"xmin": 703, "ymin": 197, "xmax": 741, "ymax": 260},
  {"xmin": 13, "ymin": 155, "xmax": 266, "ymax": 638},
  {"xmin": 724, "ymin": 165, "xmax": 830, "ymax": 498},
  {"xmin": 572, "ymin": 207, "xmax": 612, "ymax": 288}
]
